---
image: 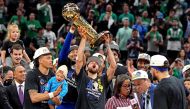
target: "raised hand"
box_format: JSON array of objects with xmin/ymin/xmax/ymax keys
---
[
  {"xmin": 102, "ymin": 31, "xmax": 111, "ymax": 44},
  {"xmin": 77, "ymin": 26, "xmax": 87, "ymax": 39},
  {"xmin": 53, "ymin": 84, "xmax": 62, "ymax": 97}
]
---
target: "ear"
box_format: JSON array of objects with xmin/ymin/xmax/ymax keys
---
[{"xmin": 38, "ymin": 57, "xmax": 42, "ymax": 64}]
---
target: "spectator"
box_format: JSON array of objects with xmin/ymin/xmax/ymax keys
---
[
  {"xmin": 118, "ymin": 3, "xmax": 135, "ymax": 26},
  {"xmin": 44, "ymin": 65, "xmax": 68, "ymax": 109},
  {"xmin": 136, "ymin": 53, "xmax": 153, "ymax": 82},
  {"xmin": 0, "ymin": 0, "xmax": 7, "ymax": 24},
  {"xmin": 134, "ymin": 0, "xmax": 150, "ymax": 14},
  {"xmin": 86, "ymin": 9, "xmax": 98, "ymax": 30},
  {"xmin": 183, "ymin": 40, "xmax": 190, "ymax": 59},
  {"xmin": 183, "ymin": 13, "xmax": 190, "ymax": 38},
  {"xmin": 182, "ymin": 64, "xmax": 190, "ymax": 78},
  {"xmin": 170, "ymin": 58, "xmax": 184, "ymax": 79},
  {"xmin": 167, "ymin": 19, "xmax": 183, "ymax": 64},
  {"xmin": 105, "ymin": 74, "xmax": 140, "ymax": 109},
  {"xmin": 132, "ymin": 70, "xmax": 156, "ymax": 109},
  {"xmin": 177, "ymin": 49, "xmax": 190, "ymax": 65},
  {"xmin": 98, "ymin": 4, "xmax": 117, "ymax": 30},
  {"xmin": 126, "ymin": 28, "xmax": 143, "ymax": 62},
  {"xmin": 2, "ymin": 66, "xmax": 13, "ymax": 86},
  {"xmin": 1, "ymin": 24, "xmax": 31, "ymax": 67},
  {"xmin": 109, "ymin": 43, "xmax": 129, "ymax": 77},
  {"xmin": 5, "ymin": 44, "xmax": 31, "ymax": 72},
  {"xmin": 0, "ymin": 71, "xmax": 13, "ymax": 109},
  {"xmin": 184, "ymin": 78, "xmax": 190, "ymax": 109},
  {"xmin": 24, "ymin": 47, "xmax": 61, "ymax": 109},
  {"xmin": 116, "ymin": 17, "xmax": 132, "ymax": 63},
  {"xmin": 9, "ymin": 9, "xmax": 27, "ymax": 39},
  {"xmin": 44, "ymin": 22, "xmax": 57, "ymax": 59},
  {"xmin": 150, "ymin": 55, "xmax": 186, "ymax": 109},
  {"xmin": 145, "ymin": 24, "xmax": 163, "ymax": 56},
  {"xmin": 141, "ymin": 10, "xmax": 151, "ymax": 31},
  {"xmin": 75, "ymin": 27, "xmax": 117, "ymax": 109},
  {"xmin": 37, "ymin": 0, "xmax": 53, "ymax": 27},
  {"xmin": 26, "ymin": 12, "xmax": 42, "ymax": 39},
  {"xmin": 165, "ymin": 9, "xmax": 177, "ymax": 29},
  {"xmin": 29, "ymin": 27, "xmax": 49, "ymax": 53},
  {"xmin": 6, "ymin": 65, "xmax": 26, "ymax": 109},
  {"xmin": 16, "ymin": 1, "xmax": 26, "ymax": 16}
]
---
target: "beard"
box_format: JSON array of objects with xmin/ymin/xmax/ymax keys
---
[
  {"xmin": 88, "ymin": 65, "xmax": 98, "ymax": 74},
  {"xmin": 88, "ymin": 68, "xmax": 98, "ymax": 74}
]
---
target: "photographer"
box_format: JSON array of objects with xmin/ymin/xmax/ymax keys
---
[
  {"xmin": 170, "ymin": 58, "xmax": 184, "ymax": 79},
  {"xmin": 126, "ymin": 28, "xmax": 143, "ymax": 64},
  {"xmin": 145, "ymin": 23, "xmax": 163, "ymax": 56},
  {"xmin": 0, "ymin": 66, "xmax": 13, "ymax": 109}
]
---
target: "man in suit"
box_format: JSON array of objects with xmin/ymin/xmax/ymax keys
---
[
  {"xmin": 0, "ymin": 67, "xmax": 13, "ymax": 109},
  {"xmin": 6, "ymin": 65, "xmax": 26, "ymax": 109}
]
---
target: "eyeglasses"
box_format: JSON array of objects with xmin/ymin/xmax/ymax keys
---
[{"xmin": 122, "ymin": 84, "xmax": 131, "ymax": 89}]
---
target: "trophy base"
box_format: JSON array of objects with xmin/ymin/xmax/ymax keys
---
[{"xmin": 90, "ymin": 35, "xmax": 105, "ymax": 48}]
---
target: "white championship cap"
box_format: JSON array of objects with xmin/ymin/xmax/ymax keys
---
[
  {"xmin": 33, "ymin": 47, "xmax": 51, "ymax": 59},
  {"xmin": 132, "ymin": 70, "xmax": 148, "ymax": 80},
  {"xmin": 150, "ymin": 55, "xmax": 168, "ymax": 67}
]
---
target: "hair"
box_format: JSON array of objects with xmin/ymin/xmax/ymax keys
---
[
  {"xmin": 114, "ymin": 74, "xmax": 132, "ymax": 98},
  {"xmin": 10, "ymin": 44, "xmax": 23, "ymax": 53},
  {"xmin": 178, "ymin": 49, "xmax": 187, "ymax": 59},
  {"xmin": 184, "ymin": 69, "xmax": 190, "ymax": 78},
  {"xmin": 0, "ymin": 66, "xmax": 13, "ymax": 79},
  {"xmin": 12, "ymin": 64, "xmax": 24, "ymax": 72},
  {"xmin": 184, "ymin": 77, "xmax": 190, "ymax": 82},
  {"xmin": 5, "ymin": 23, "xmax": 20, "ymax": 40}
]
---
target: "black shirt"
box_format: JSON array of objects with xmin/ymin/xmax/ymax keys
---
[
  {"xmin": 0, "ymin": 83, "xmax": 13, "ymax": 109},
  {"xmin": 153, "ymin": 76, "xmax": 186, "ymax": 109},
  {"xmin": 75, "ymin": 68, "xmax": 110, "ymax": 109},
  {"xmin": 2, "ymin": 40, "xmax": 25, "ymax": 57},
  {"xmin": 24, "ymin": 68, "xmax": 54, "ymax": 109},
  {"xmin": 58, "ymin": 58, "xmax": 78, "ymax": 103}
]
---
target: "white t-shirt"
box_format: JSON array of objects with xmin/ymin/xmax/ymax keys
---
[{"xmin": 44, "ymin": 30, "xmax": 56, "ymax": 49}]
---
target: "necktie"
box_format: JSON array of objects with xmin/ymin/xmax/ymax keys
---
[
  {"xmin": 141, "ymin": 95, "xmax": 146, "ymax": 109},
  {"xmin": 18, "ymin": 85, "xmax": 24, "ymax": 105}
]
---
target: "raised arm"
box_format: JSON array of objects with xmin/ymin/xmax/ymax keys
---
[
  {"xmin": 75, "ymin": 27, "xmax": 87, "ymax": 75},
  {"xmin": 58, "ymin": 26, "xmax": 75, "ymax": 65},
  {"xmin": 104, "ymin": 32, "xmax": 117, "ymax": 81}
]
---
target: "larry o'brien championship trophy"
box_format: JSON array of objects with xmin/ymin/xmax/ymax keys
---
[{"xmin": 62, "ymin": 3, "xmax": 105, "ymax": 47}]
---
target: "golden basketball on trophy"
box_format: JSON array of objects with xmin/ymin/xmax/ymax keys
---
[{"xmin": 62, "ymin": 3, "xmax": 105, "ymax": 47}]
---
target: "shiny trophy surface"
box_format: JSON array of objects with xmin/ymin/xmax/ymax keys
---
[{"xmin": 62, "ymin": 3, "xmax": 104, "ymax": 47}]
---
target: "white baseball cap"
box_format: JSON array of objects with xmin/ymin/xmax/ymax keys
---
[
  {"xmin": 138, "ymin": 53, "xmax": 150, "ymax": 62},
  {"xmin": 150, "ymin": 55, "xmax": 168, "ymax": 67},
  {"xmin": 56, "ymin": 65, "xmax": 68, "ymax": 78},
  {"xmin": 92, "ymin": 53, "xmax": 106, "ymax": 61},
  {"xmin": 182, "ymin": 65, "xmax": 190, "ymax": 73},
  {"xmin": 33, "ymin": 47, "xmax": 51, "ymax": 59},
  {"xmin": 132, "ymin": 70, "xmax": 148, "ymax": 80}
]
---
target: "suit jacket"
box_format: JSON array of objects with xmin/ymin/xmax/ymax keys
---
[
  {"xmin": 0, "ymin": 83, "xmax": 13, "ymax": 109},
  {"xmin": 6, "ymin": 82, "xmax": 27, "ymax": 109}
]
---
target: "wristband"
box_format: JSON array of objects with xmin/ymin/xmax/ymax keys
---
[
  {"xmin": 48, "ymin": 92, "xmax": 54, "ymax": 98},
  {"xmin": 69, "ymin": 29, "xmax": 75, "ymax": 34}
]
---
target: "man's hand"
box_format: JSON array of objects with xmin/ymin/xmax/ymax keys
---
[
  {"xmin": 53, "ymin": 84, "xmax": 62, "ymax": 97},
  {"xmin": 102, "ymin": 31, "xmax": 111, "ymax": 44},
  {"xmin": 78, "ymin": 26, "xmax": 87, "ymax": 39},
  {"xmin": 70, "ymin": 25, "xmax": 76, "ymax": 33}
]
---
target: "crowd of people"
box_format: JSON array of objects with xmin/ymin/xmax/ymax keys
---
[{"xmin": 0, "ymin": 0, "xmax": 190, "ymax": 109}]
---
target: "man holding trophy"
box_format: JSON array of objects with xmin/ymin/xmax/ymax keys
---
[{"xmin": 61, "ymin": 3, "xmax": 117, "ymax": 109}]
